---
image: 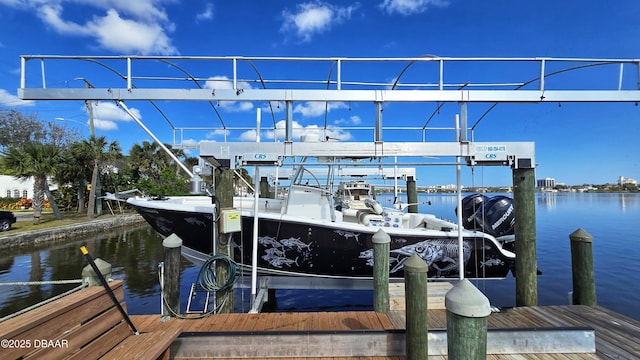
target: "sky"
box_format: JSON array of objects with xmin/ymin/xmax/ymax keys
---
[{"xmin": 0, "ymin": 0, "xmax": 639, "ymax": 187}]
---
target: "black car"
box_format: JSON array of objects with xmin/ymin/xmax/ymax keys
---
[{"xmin": 0, "ymin": 210, "xmax": 17, "ymax": 231}]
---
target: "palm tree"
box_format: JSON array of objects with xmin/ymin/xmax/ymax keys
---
[
  {"xmin": 1, "ymin": 142, "xmax": 65, "ymax": 223},
  {"xmin": 128, "ymin": 141, "xmax": 158, "ymax": 182},
  {"xmin": 55, "ymin": 141, "xmax": 94, "ymax": 213},
  {"xmin": 128, "ymin": 141, "xmax": 188, "ymax": 186},
  {"xmin": 84, "ymin": 136, "xmax": 121, "ymax": 219}
]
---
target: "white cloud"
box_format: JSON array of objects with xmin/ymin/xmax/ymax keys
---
[
  {"xmin": 241, "ymin": 119, "xmax": 352, "ymax": 141},
  {"xmin": 196, "ymin": 3, "xmax": 214, "ymax": 22},
  {"xmin": 334, "ymin": 115, "xmax": 361, "ymax": 126},
  {"xmin": 205, "ymin": 129, "xmax": 230, "ymax": 139},
  {"xmin": 293, "ymin": 101, "xmax": 349, "ymax": 117},
  {"xmin": 179, "ymin": 139, "xmax": 199, "ymax": 149},
  {"xmin": 8, "ymin": 0, "xmax": 178, "ymax": 55},
  {"xmin": 238, "ymin": 129, "xmax": 258, "ymax": 141},
  {"xmin": 84, "ymin": 101, "xmax": 140, "ymax": 131},
  {"xmin": 281, "ymin": 2, "xmax": 359, "ymax": 42},
  {"xmin": 86, "ymin": 9, "xmax": 177, "ymax": 55},
  {"xmin": 89, "ymin": 0, "xmax": 170, "ymax": 23},
  {"xmin": 0, "ymin": 89, "xmax": 35, "ymax": 107},
  {"xmin": 379, "ymin": 0, "xmax": 449, "ymax": 15},
  {"xmin": 205, "ymin": 76, "xmax": 255, "ymax": 112}
]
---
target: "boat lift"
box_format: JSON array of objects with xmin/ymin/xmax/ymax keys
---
[{"xmin": 17, "ymin": 55, "xmax": 640, "ymax": 311}]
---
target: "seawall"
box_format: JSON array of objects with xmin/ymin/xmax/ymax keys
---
[{"xmin": 0, "ymin": 214, "xmax": 146, "ymax": 250}]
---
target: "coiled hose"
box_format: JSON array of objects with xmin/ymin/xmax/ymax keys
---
[{"xmin": 196, "ymin": 255, "xmax": 238, "ymax": 292}]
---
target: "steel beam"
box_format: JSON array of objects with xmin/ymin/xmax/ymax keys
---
[{"xmin": 18, "ymin": 88, "xmax": 640, "ymax": 102}]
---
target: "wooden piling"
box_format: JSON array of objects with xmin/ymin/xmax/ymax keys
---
[
  {"xmin": 162, "ymin": 233, "xmax": 182, "ymax": 317},
  {"xmin": 259, "ymin": 176, "xmax": 270, "ymax": 198},
  {"xmin": 406, "ymin": 176, "xmax": 418, "ymax": 213},
  {"xmin": 372, "ymin": 229, "xmax": 390, "ymax": 313},
  {"xmin": 215, "ymin": 167, "xmax": 235, "ymax": 313},
  {"xmin": 404, "ymin": 253, "xmax": 428, "ymax": 360},
  {"xmin": 512, "ymin": 167, "xmax": 538, "ymax": 306},
  {"xmin": 570, "ymin": 228, "xmax": 597, "ymax": 306},
  {"xmin": 445, "ymin": 279, "xmax": 491, "ymax": 359}
]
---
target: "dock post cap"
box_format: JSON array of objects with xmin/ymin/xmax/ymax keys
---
[
  {"xmin": 82, "ymin": 258, "xmax": 113, "ymax": 286},
  {"xmin": 372, "ymin": 228, "xmax": 390, "ymax": 244},
  {"xmin": 445, "ymin": 278, "xmax": 491, "ymax": 318},
  {"xmin": 403, "ymin": 253, "xmax": 428, "ymax": 273},
  {"xmin": 569, "ymin": 228, "xmax": 593, "ymax": 243},
  {"xmin": 163, "ymin": 233, "xmax": 183, "ymax": 248}
]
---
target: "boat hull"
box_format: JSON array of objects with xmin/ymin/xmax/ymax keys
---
[{"xmin": 129, "ymin": 198, "xmax": 514, "ymax": 279}]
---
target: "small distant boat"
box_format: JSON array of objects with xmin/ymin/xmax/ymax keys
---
[
  {"xmin": 334, "ymin": 180, "xmax": 376, "ymax": 211},
  {"xmin": 128, "ymin": 156, "xmax": 516, "ymax": 280}
]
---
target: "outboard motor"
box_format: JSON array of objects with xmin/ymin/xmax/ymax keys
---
[
  {"xmin": 472, "ymin": 195, "xmax": 515, "ymax": 237},
  {"xmin": 456, "ymin": 193, "xmax": 488, "ymax": 230},
  {"xmin": 457, "ymin": 194, "xmax": 516, "ymax": 238}
]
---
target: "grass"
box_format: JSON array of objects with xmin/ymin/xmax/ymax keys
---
[{"xmin": 3, "ymin": 210, "xmax": 131, "ymax": 235}]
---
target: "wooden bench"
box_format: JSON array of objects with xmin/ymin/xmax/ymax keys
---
[{"xmin": 0, "ymin": 280, "xmax": 182, "ymax": 360}]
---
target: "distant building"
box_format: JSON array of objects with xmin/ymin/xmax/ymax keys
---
[
  {"xmin": 536, "ymin": 177, "xmax": 556, "ymax": 188},
  {"xmin": 618, "ymin": 176, "xmax": 637, "ymax": 186},
  {"xmin": 425, "ymin": 184, "xmax": 465, "ymax": 192},
  {"xmin": 0, "ymin": 175, "xmax": 34, "ymax": 199}
]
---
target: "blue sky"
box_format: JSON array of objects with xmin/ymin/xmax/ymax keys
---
[{"xmin": 0, "ymin": 0, "xmax": 639, "ymax": 187}]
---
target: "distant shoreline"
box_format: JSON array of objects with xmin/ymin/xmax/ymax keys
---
[{"xmin": 0, "ymin": 214, "xmax": 146, "ymax": 250}]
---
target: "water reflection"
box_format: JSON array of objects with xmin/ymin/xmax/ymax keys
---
[
  {"xmin": 0, "ymin": 224, "xmax": 162, "ymax": 318},
  {"xmin": 1, "ymin": 192, "xmax": 639, "ymax": 320},
  {"xmin": 537, "ymin": 192, "xmax": 557, "ymax": 209},
  {"xmin": 619, "ymin": 192, "xmax": 638, "ymax": 213}
]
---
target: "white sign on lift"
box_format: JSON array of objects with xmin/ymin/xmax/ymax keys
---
[{"xmin": 473, "ymin": 144, "xmax": 508, "ymax": 161}]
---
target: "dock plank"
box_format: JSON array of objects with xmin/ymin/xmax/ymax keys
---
[
  {"xmin": 135, "ymin": 304, "xmax": 639, "ymax": 359},
  {"xmin": 388, "ymin": 281, "xmax": 452, "ymax": 311},
  {"xmin": 374, "ymin": 312, "xmax": 396, "ymax": 330}
]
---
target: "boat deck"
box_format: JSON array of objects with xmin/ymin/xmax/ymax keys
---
[{"xmin": 128, "ymin": 304, "xmax": 639, "ymax": 359}]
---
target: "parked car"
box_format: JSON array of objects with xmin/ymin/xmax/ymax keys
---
[{"xmin": 0, "ymin": 210, "xmax": 17, "ymax": 231}]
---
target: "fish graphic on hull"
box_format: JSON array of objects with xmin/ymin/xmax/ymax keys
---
[
  {"xmin": 258, "ymin": 236, "xmax": 313, "ymax": 269},
  {"xmin": 359, "ymin": 239, "xmax": 472, "ymax": 277}
]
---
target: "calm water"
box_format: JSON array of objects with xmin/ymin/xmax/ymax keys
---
[{"xmin": 1, "ymin": 192, "xmax": 638, "ymax": 320}]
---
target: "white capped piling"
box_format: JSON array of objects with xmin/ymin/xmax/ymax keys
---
[
  {"xmin": 81, "ymin": 258, "xmax": 112, "ymax": 286},
  {"xmin": 404, "ymin": 253, "xmax": 428, "ymax": 360},
  {"xmin": 372, "ymin": 228, "xmax": 390, "ymax": 313},
  {"xmin": 445, "ymin": 279, "xmax": 491, "ymax": 359},
  {"xmin": 569, "ymin": 228, "xmax": 597, "ymax": 306},
  {"xmin": 162, "ymin": 233, "xmax": 182, "ymax": 317}
]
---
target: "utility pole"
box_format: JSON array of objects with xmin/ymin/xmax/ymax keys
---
[{"xmin": 77, "ymin": 78, "xmax": 100, "ymax": 217}]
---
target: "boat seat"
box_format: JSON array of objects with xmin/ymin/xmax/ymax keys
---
[{"xmin": 357, "ymin": 209, "xmax": 383, "ymax": 226}]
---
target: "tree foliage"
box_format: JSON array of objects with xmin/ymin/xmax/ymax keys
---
[
  {"xmin": 82, "ymin": 136, "xmax": 122, "ymax": 218},
  {"xmin": 0, "ymin": 111, "xmax": 258, "ymax": 217},
  {"xmin": 0, "ymin": 111, "xmax": 83, "ymax": 222},
  {"xmin": 0, "ymin": 110, "xmax": 80, "ymax": 149},
  {"xmin": 1, "ymin": 142, "xmax": 65, "ymax": 222},
  {"xmin": 126, "ymin": 141, "xmax": 191, "ymax": 196}
]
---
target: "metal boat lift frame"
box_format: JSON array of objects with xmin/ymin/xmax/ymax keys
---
[
  {"xmin": 17, "ymin": 55, "xmax": 640, "ymax": 166},
  {"xmin": 17, "ymin": 55, "xmax": 640, "ymax": 311},
  {"xmin": 18, "ymin": 55, "xmax": 640, "ymax": 158}
]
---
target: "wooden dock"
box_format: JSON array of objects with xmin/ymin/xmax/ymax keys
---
[
  {"xmin": 129, "ymin": 305, "xmax": 639, "ymax": 359},
  {"xmin": 3, "ymin": 280, "xmax": 640, "ymax": 359},
  {"xmin": 389, "ymin": 280, "xmax": 452, "ymax": 310}
]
